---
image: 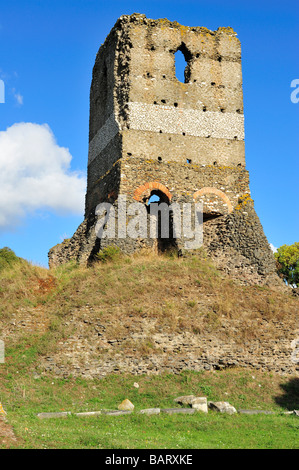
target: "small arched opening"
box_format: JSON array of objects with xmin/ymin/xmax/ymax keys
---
[
  {"xmin": 147, "ymin": 189, "xmax": 177, "ymax": 254},
  {"xmin": 133, "ymin": 182, "xmax": 177, "ymax": 254},
  {"xmin": 193, "ymin": 187, "xmax": 233, "ymax": 222},
  {"xmin": 174, "ymin": 43, "xmax": 192, "ymax": 83}
]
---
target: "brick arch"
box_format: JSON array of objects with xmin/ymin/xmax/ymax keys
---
[
  {"xmin": 133, "ymin": 182, "xmax": 172, "ymax": 202},
  {"xmin": 193, "ymin": 187, "xmax": 233, "ymax": 213}
]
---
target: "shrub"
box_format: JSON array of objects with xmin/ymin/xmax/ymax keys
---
[
  {"xmin": 275, "ymin": 242, "xmax": 299, "ymax": 287},
  {"xmin": 0, "ymin": 247, "xmax": 21, "ymax": 272},
  {"xmin": 95, "ymin": 246, "xmax": 121, "ymax": 263}
]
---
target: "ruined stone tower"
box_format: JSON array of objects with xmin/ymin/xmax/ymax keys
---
[{"xmin": 49, "ymin": 13, "xmax": 279, "ymax": 285}]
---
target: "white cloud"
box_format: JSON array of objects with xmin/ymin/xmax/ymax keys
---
[
  {"xmin": 269, "ymin": 243, "xmax": 278, "ymax": 253},
  {"xmin": 0, "ymin": 122, "xmax": 86, "ymax": 231},
  {"xmin": 11, "ymin": 87, "xmax": 23, "ymax": 106},
  {"xmin": 14, "ymin": 92, "xmax": 23, "ymax": 105}
]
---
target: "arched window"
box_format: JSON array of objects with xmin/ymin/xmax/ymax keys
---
[
  {"xmin": 133, "ymin": 183, "xmax": 177, "ymax": 254},
  {"xmin": 174, "ymin": 43, "xmax": 192, "ymax": 83},
  {"xmin": 193, "ymin": 187, "xmax": 233, "ymax": 221}
]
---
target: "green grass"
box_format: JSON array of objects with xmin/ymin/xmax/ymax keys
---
[
  {"xmin": 1, "ymin": 370, "xmax": 298, "ymax": 449},
  {"xmin": 6, "ymin": 410, "xmax": 299, "ymax": 449}
]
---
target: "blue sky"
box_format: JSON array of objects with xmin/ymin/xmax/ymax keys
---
[{"xmin": 0, "ymin": 0, "xmax": 298, "ymax": 267}]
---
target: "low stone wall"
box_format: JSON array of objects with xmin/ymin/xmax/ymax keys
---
[{"xmin": 39, "ymin": 310, "xmax": 298, "ymax": 379}]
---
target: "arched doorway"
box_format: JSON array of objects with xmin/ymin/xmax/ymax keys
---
[{"xmin": 134, "ymin": 182, "xmax": 177, "ymax": 254}]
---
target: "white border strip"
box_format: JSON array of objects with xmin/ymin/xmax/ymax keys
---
[{"xmin": 88, "ymin": 114, "xmax": 120, "ymax": 165}]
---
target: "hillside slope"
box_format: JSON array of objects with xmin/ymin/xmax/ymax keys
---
[{"xmin": 0, "ymin": 249, "xmax": 298, "ymax": 379}]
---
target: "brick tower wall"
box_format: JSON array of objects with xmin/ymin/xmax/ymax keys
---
[
  {"xmin": 86, "ymin": 14, "xmax": 246, "ymax": 217},
  {"xmin": 48, "ymin": 14, "xmax": 280, "ymax": 288}
]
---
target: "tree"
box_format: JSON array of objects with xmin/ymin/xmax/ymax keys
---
[{"xmin": 274, "ymin": 242, "xmax": 299, "ymax": 288}]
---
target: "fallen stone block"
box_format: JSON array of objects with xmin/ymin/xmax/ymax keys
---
[
  {"xmin": 237, "ymin": 409, "xmax": 275, "ymax": 415},
  {"xmin": 75, "ymin": 411, "xmax": 102, "ymax": 417},
  {"xmin": 118, "ymin": 399, "xmax": 134, "ymax": 411},
  {"xmin": 161, "ymin": 408, "xmax": 196, "ymax": 415},
  {"xmin": 37, "ymin": 412, "xmax": 71, "ymax": 419},
  {"xmin": 173, "ymin": 395, "xmax": 196, "ymax": 406},
  {"xmin": 208, "ymin": 401, "xmax": 237, "ymax": 415},
  {"xmin": 139, "ymin": 408, "xmax": 160, "ymax": 415},
  {"xmin": 102, "ymin": 410, "xmax": 132, "ymax": 416},
  {"xmin": 191, "ymin": 397, "xmax": 208, "ymax": 413}
]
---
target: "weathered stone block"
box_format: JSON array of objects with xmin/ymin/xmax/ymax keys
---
[
  {"xmin": 139, "ymin": 408, "xmax": 161, "ymax": 415},
  {"xmin": 37, "ymin": 412, "xmax": 71, "ymax": 419},
  {"xmin": 208, "ymin": 401, "xmax": 236, "ymax": 415},
  {"xmin": 118, "ymin": 399, "xmax": 134, "ymax": 411},
  {"xmin": 173, "ymin": 395, "xmax": 196, "ymax": 405},
  {"xmin": 102, "ymin": 410, "xmax": 133, "ymax": 416},
  {"xmin": 75, "ymin": 411, "xmax": 102, "ymax": 417},
  {"xmin": 237, "ymin": 409, "xmax": 275, "ymax": 415},
  {"xmin": 161, "ymin": 408, "xmax": 196, "ymax": 415},
  {"xmin": 191, "ymin": 397, "xmax": 208, "ymax": 413}
]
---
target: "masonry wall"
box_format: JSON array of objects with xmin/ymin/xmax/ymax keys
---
[
  {"xmin": 49, "ymin": 14, "xmax": 280, "ymax": 289},
  {"xmin": 85, "ymin": 14, "xmax": 245, "ymax": 217}
]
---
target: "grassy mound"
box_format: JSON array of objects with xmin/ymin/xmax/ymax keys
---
[{"xmin": 0, "ymin": 248, "xmax": 298, "ymax": 449}]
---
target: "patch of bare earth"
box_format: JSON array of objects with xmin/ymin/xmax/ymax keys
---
[{"xmin": 0, "ymin": 417, "xmax": 18, "ymax": 448}]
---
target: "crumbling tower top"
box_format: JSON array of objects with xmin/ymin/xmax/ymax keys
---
[{"xmin": 86, "ymin": 13, "xmax": 245, "ymax": 215}]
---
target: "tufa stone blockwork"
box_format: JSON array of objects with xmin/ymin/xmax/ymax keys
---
[{"xmin": 48, "ymin": 13, "xmax": 280, "ymax": 286}]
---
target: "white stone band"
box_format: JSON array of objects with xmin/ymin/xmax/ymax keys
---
[
  {"xmin": 128, "ymin": 102, "xmax": 244, "ymax": 140},
  {"xmin": 88, "ymin": 103, "xmax": 244, "ymax": 166}
]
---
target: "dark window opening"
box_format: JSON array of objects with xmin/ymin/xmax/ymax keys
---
[
  {"xmin": 203, "ymin": 212, "xmax": 222, "ymax": 222},
  {"xmin": 146, "ymin": 190, "xmax": 177, "ymax": 254}
]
